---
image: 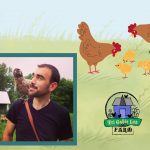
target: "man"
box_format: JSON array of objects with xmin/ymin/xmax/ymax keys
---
[{"xmin": 2, "ymin": 64, "xmax": 73, "ymax": 141}]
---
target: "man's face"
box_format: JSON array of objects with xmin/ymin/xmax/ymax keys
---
[{"xmin": 28, "ymin": 67, "xmax": 52, "ymax": 97}]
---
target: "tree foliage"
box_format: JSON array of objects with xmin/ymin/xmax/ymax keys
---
[
  {"xmin": 0, "ymin": 63, "xmax": 11, "ymax": 91},
  {"xmin": 0, "ymin": 63, "xmax": 20, "ymax": 103},
  {"xmin": 51, "ymin": 78, "xmax": 73, "ymax": 112}
]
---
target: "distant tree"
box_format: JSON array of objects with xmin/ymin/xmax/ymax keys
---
[
  {"xmin": 0, "ymin": 63, "xmax": 19, "ymax": 103},
  {"xmin": 25, "ymin": 73, "xmax": 32, "ymax": 80},
  {"xmin": 51, "ymin": 78, "xmax": 73, "ymax": 112},
  {"xmin": 0, "ymin": 63, "xmax": 9, "ymax": 91}
]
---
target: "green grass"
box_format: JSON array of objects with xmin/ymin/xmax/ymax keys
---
[
  {"xmin": 0, "ymin": 121, "xmax": 16, "ymax": 141},
  {"xmin": 70, "ymin": 113, "xmax": 73, "ymax": 127}
]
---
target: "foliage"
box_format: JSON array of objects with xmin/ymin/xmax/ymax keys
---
[
  {"xmin": 0, "ymin": 63, "xmax": 12, "ymax": 91},
  {"xmin": 51, "ymin": 78, "xmax": 73, "ymax": 112},
  {"xmin": 25, "ymin": 73, "xmax": 32, "ymax": 80},
  {"xmin": 0, "ymin": 121, "xmax": 6, "ymax": 141},
  {"xmin": 0, "ymin": 63, "xmax": 20, "ymax": 105}
]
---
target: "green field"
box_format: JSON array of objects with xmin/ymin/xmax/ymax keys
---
[{"xmin": 0, "ymin": 36, "xmax": 150, "ymax": 149}]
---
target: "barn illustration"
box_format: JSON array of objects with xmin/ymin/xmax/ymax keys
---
[{"xmin": 112, "ymin": 95, "xmax": 133, "ymax": 118}]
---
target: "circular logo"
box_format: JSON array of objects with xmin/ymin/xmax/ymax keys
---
[{"xmin": 105, "ymin": 92, "xmax": 140, "ymax": 119}]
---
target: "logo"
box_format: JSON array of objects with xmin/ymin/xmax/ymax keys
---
[{"xmin": 104, "ymin": 92, "xmax": 142, "ymax": 135}]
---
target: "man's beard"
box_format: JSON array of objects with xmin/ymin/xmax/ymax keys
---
[
  {"xmin": 30, "ymin": 90, "xmax": 50, "ymax": 97},
  {"xmin": 29, "ymin": 83, "xmax": 50, "ymax": 97}
]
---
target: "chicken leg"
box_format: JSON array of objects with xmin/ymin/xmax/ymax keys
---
[
  {"xmin": 123, "ymin": 74, "xmax": 128, "ymax": 79},
  {"xmin": 88, "ymin": 66, "xmax": 93, "ymax": 74},
  {"xmin": 88, "ymin": 65, "xmax": 99, "ymax": 74},
  {"xmin": 93, "ymin": 65, "xmax": 99, "ymax": 73}
]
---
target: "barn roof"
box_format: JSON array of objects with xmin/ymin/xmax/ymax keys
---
[
  {"xmin": 113, "ymin": 95, "xmax": 133, "ymax": 106},
  {"xmin": 0, "ymin": 91, "xmax": 11, "ymax": 104}
]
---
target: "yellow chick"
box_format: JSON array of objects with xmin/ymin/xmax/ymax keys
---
[
  {"xmin": 138, "ymin": 60, "xmax": 150, "ymax": 75},
  {"xmin": 115, "ymin": 63, "xmax": 132, "ymax": 78},
  {"xmin": 123, "ymin": 50, "xmax": 136, "ymax": 63}
]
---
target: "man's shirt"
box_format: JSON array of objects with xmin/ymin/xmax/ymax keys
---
[{"xmin": 6, "ymin": 98, "xmax": 73, "ymax": 141}]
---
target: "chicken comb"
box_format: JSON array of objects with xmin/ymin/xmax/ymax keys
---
[
  {"xmin": 112, "ymin": 42, "xmax": 121, "ymax": 52},
  {"xmin": 128, "ymin": 23, "xmax": 137, "ymax": 33}
]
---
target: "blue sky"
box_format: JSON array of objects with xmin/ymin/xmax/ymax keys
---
[{"xmin": 0, "ymin": 0, "xmax": 150, "ymax": 39}]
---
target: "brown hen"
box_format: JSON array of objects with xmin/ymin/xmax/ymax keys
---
[
  {"xmin": 128, "ymin": 23, "xmax": 150, "ymax": 43},
  {"xmin": 77, "ymin": 22, "xmax": 121, "ymax": 73}
]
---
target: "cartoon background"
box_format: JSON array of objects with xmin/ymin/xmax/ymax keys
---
[{"xmin": 0, "ymin": 0, "xmax": 150, "ymax": 149}]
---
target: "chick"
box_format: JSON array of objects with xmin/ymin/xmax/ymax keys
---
[
  {"xmin": 123, "ymin": 50, "xmax": 136, "ymax": 63},
  {"xmin": 138, "ymin": 60, "xmax": 150, "ymax": 75},
  {"xmin": 115, "ymin": 63, "xmax": 132, "ymax": 78}
]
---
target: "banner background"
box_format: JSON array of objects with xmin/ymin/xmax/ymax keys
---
[{"xmin": 0, "ymin": 0, "xmax": 150, "ymax": 149}]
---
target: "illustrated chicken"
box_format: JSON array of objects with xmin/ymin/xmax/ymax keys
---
[
  {"xmin": 138, "ymin": 60, "xmax": 150, "ymax": 75},
  {"xmin": 128, "ymin": 23, "xmax": 150, "ymax": 43},
  {"xmin": 112, "ymin": 112, "xmax": 116, "ymax": 118},
  {"xmin": 115, "ymin": 63, "xmax": 132, "ymax": 78},
  {"xmin": 13, "ymin": 68, "xmax": 31, "ymax": 98},
  {"xmin": 127, "ymin": 114, "xmax": 132, "ymax": 118},
  {"xmin": 77, "ymin": 22, "xmax": 122, "ymax": 73},
  {"xmin": 123, "ymin": 50, "xmax": 136, "ymax": 63}
]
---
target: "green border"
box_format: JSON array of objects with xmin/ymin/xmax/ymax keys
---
[{"xmin": 0, "ymin": 53, "xmax": 77, "ymax": 146}]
